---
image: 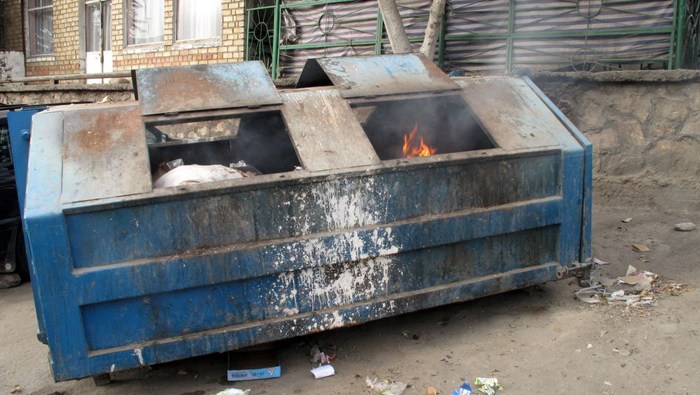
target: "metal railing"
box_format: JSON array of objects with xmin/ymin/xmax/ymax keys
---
[
  {"xmin": 0, "ymin": 71, "xmax": 132, "ymax": 85},
  {"xmin": 247, "ymin": 0, "xmax": 689, "ymax": 78}
]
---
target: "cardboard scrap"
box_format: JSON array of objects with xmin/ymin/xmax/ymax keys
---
[
  {"xmin": 227, "ymin": 350, "xmax": 281, "ymax": 382},
  {"xmin": 632, "ymin": 244, "xmax": 650, "ymax": 252}
]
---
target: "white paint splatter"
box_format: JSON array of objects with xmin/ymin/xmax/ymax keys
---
[
  {"xmin": 133, "ymin": 348, "xmax": 144, "ymax": 366},
  {"xmin": 298, "ymin": 256, "xmax": 394, "ymax": 309},
  {"xmin": 328, "ymin": 310, "xmax": 346, "ymax": 329},
  {"xmin": 267, "ymin": 176, "xmax": 402, "ymax": 323},
  {"xmin": 282, "ymin": 308, "xmax": 299, "ymax": 316}
]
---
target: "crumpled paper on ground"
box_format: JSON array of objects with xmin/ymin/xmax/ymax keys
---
[{"xmin": 366, "ymin": 376, "xmax": 407, "ymax": 395}]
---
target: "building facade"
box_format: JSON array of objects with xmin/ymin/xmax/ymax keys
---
[
  {"xmin": 21, "ymin": 0, "xmax": 247, "ymax": 77},
  {"xmin": 1, "ymin": 0, "xmax": 26, "ymax": 79}
]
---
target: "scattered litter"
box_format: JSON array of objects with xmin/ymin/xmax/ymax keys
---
[
  {"xmin": 617, "ymin": 275, "xmax": 652, "ymax": 287},
  {"xmin": 401, "ymin": 331, "xmax": 420, "ymax": 340},
  {"xmin": 366, "ymin": 377, "xmax": 408, "ymax": 395},
  {"xmin": 230, "ymin": 160, "xmax": 262, "ymax": 177},
  {"xmin": 10, "ymin": 385, "xmax": 21, "ymax": 394},
  {"xmin": 621, "ymin": 218, "xmax": 632, "ymax": 223},
  {"xmin": 604, "ymin": 381, "xmax": 612, "ymax": 386},
  {"xmin": 631, "ymin": 243, "xmax": 650, "ymax": 252},
  {"xmin": 176, "ymin": 368, "xmax": 188, "ymax": 376},
  {"xmin": 452, "ymin": 382, "xmax": 473, "ymax": 395},
  {"xmin": 593, "ymin": 257, "xmax": 610, "ymax": 265},
  {"xmin": 656, "ymin": 281, "xmax": 688, "ymax": 296},
  {"xmin": 587, "ymin": 343, "xmax": 593, "ymax": 349},
  {"xmin": 674, "ymin": 222, "xmax": 696, "ymax": 232},
  {"xmin": 426, "ymin": 386, "xmax": 438, "ymax": 395},
  {"xmin": 474, "ymin": 378, "xmax": 503, "ymax": 395},
  {"xmin": 310, "ymin": 344, "xmax": 336, "ymax": 365},
  {"xmin": 311, "ymin": 365, "xmax": 335, "ymax": 379},
  {"xmin": 216, "ymin": 389, "xmax": 250, "ymax": 395},
  {"xmin": 310, "ymin": 344, "xmax": 321, "ymax": 362},
  {"xmin": 227, "ymin": 350, "xmax": 281, "ymax": 381},
  {"xmin": 576, "ymin": 264, "xmax": 687, "ymax": 313}
]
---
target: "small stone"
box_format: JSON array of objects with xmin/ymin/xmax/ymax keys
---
[
  {"xmin": 425, "ymin": 387, "xmax": 438, "ymax": 395},
  {"xmin": 587, "ymin": 343, "xmax": 593, "ymax": 349},
  {"xmin": 674, "ymin": 222, "xmax": 696, "ymax": 232}
]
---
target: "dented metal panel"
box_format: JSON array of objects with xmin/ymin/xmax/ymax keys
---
[
  {"xmin": 455, "ymin": 77, "xmax": 570, "ymax": 150},
  {"xmin": 61, "ymin": 103, "xmax": 151, "ymax": 203},
  {"xmin": 281, "ymin": 89, "xmax": 380, "ymax": 171},
  {"xmin": 135, "ymin": 62, "xmax": 282, "ymax": 116},
  {"xmin": 297, "ymin": 54, "xmax": 460, "ymax": 98}
]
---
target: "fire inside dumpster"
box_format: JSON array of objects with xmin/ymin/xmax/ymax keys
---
[
  {"xmin": 355, "ymin": 94, "xmax": 495, "ymax": 160},
  {"xmin": 20, "ymin": 54, "xmax": 592, "ymax": 382}
]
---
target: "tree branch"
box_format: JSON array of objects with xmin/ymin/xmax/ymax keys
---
[
  {"xmin": 377, "ymin": 0, "xmax": 412, "ymax": 54},
  {"xmin": 419, "ymin": 0, "xmax": 446, "ymax": 61}
]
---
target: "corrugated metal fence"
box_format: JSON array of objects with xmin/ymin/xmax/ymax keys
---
[{"xmin": 246, "ymin": 0, "xmax": 688, "ymax": 78}]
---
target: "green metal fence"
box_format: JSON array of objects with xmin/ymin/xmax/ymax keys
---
[{"xmin": 247, "ymin": 0, "xmax": 689, "ymax": 78}]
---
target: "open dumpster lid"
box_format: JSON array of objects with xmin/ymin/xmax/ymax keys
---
[
  {"xmin": 134, "ymin": 62, "xmax": 282, "ymax": 116},
  {"xmin": 296, "ymin": 54, "xmax": 460, "ymax": 98}
]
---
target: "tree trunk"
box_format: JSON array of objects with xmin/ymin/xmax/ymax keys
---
[
  {"xmin": 419, "ymin": 0, "xmax": 446, "ymax": 61},
  {"xmin": 377, "ymin": 0, "xmax": 412, "ymax": 54}
]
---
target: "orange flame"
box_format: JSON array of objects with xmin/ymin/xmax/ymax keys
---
[{"xmin": 402, "ymin": 123, "xmax": 437, "ymax": 158}]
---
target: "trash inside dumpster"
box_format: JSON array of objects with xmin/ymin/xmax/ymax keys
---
[{"xmin": 22, "ymin": 54, "xmax": 592, "ymax": 381}]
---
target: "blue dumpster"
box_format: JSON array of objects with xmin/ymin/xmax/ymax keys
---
[{"xmin": 23, "ymin": 55, "xmax": 591, "ymax": 381}]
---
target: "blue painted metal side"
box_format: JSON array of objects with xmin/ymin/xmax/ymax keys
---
[
  {"xmin": 522, "ymin": 76, "xmax": 593, "ymax": 262},
  {"xmin": 7, "ymin": 107, "xmax": 47, "ymax": 342},
  {"xmin": 22, "ymin": 72, "xmax": 592, "ymax": 381},
  {"xmin": 7, "ymin": 107, "xmax": 44, "ymax": 215}
]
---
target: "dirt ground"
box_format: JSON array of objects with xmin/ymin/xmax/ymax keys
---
[
  {"xmin": 1, "ymin": 182, "xmax": 698, "ymax": 395},
  {"xmin": 2, "ymin": 72, "xmax": 700, "ymax": 394}
]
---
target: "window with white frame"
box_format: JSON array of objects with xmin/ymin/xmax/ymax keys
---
[
  {"xmin": 27, "ymin": 0, "xmax": 54, "ymax": 56},
  {"xmin": 177, "ymin": 0, "xmax": 222, "ymax": 41},
  {"xmin": 126, "ymin": 0, "xmax": 164, "ymax": 45}
]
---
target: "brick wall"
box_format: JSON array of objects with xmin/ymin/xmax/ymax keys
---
[
  {"xmin": 1, "ymin": 0, "xmax": 24, "ymax": 51},
  {"xmin": 23, "ymin": 0, "xmax": 247, "ymax": 77},
  {"xmin": 113, "ymin": 0, "xmax": 246, "ymax": 69},
  {"xmin": 25, "ymin": 0, "xmax": 82, "ymax": 77}
]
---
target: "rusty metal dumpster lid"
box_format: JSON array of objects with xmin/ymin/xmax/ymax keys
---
[
  {"xmin": 296, "ymin": 54, "xmax": 460, "ymax": 98},
  {"xmin": 134, "ymin": 62, "xmax": 282, "ymax": 116}
]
